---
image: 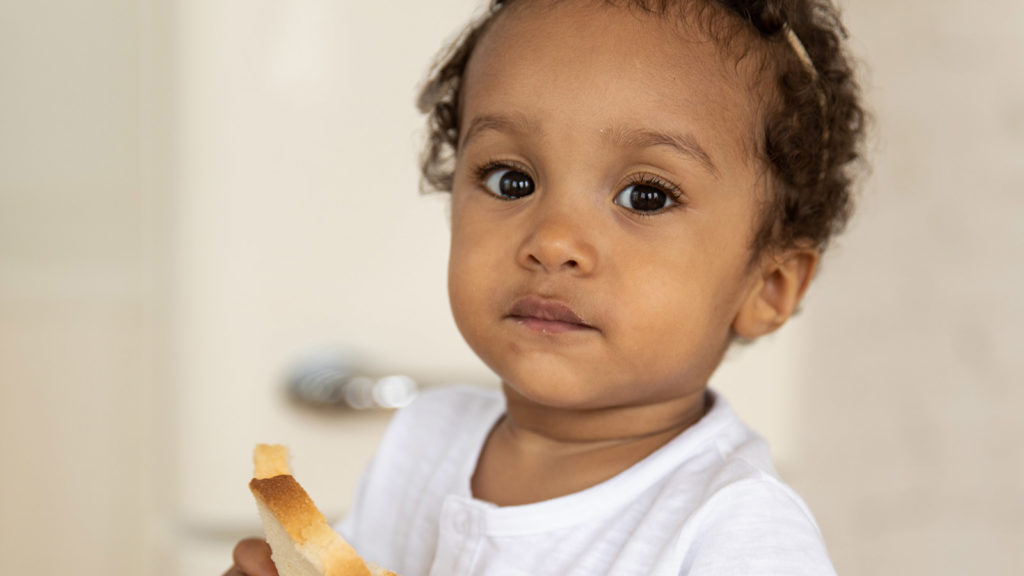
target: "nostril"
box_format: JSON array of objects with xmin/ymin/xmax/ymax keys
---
[{"xmin": 519, "ymin": 234, "xmax": 593, "ymax": 273}]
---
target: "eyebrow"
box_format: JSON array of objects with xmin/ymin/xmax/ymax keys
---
[
  {"xmin": 460, "ymin": 113, "xmax": 719, "ymax": 179},
  {"xmin": 459, "ymin": 113, "xmax": 540, "ymax": 151},
  {"xmin": 611, "ymin": 126, "xmax": 720, "ymax": 179}
]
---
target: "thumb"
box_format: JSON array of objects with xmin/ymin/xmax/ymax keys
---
[{"xmin": 229, "ymin": 538, "xmax": 278, "ymax": 576}]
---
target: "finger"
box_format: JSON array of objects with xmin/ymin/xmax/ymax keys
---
[{"xmin": 232, "ymin": 538, "xmax": 278, "ymax": 576}]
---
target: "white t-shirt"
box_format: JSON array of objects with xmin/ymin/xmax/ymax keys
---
[{"xmin": 338, "ymin": 385, "xmax": 836, "ymax": 576}]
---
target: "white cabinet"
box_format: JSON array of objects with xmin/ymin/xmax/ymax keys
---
[{"xmin": 164, "ymin": 1, "xmax": 490, "ymax": 572}]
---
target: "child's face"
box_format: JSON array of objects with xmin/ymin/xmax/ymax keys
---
[{"xmin": 448, "ymin": 1, "xmax": 769, "ymax": 410}]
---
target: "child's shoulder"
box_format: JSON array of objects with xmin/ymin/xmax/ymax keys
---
[
  {"xmin": 665, "ymin": 392, "xmax": 802, "ymax": 504},
  {"xmin": 410, "ymin": 383, "xmax": 502, "ymax": 411},
  {"xmin": 650, "ymin": 394, "xmax": 835, "ymax": 573},
  {"xmin": 374, "ymin": 384, "xmax": 504, "ymax": 463},
  {"xmin": 391, "ymin": 383, "xmax": 502, "ymax": 430}
]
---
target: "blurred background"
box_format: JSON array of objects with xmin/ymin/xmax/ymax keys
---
[{"xmin": 1, "ymin": 0, "xmax": 1021, "ymax": 574}]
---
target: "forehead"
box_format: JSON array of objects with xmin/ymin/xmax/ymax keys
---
[{"xmin": 460, "ymin": 0, "xmax": 765, "ymax": 168}]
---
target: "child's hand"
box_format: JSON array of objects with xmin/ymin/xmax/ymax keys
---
[{"xmin": 223, "ymin": 538, "xmax": 278, "ymax": 576}]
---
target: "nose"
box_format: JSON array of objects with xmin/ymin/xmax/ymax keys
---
[{"xmin": 516, "ymin": 205, "xmax": 598, "ymax": 276}]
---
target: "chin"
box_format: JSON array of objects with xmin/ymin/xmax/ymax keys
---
[
  {"xmin": 506, "ymin": 383, "xmax": 605, "ymax": 411},
  {"xmin": 463, "ymin": 330, "xmax": 625, "ymax": 410},
  {"xmin": 497, "ymin": 365, "xmax": 620, "ymax": 411}
]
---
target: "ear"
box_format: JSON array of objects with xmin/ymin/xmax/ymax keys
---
[{"xmin": 732, "ymin": 246, "xmax": 820, "ymax": 339}]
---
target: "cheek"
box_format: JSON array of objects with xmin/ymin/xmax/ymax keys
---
[
  {"xmin": 447, "ymin": 197, "xmax": 500, "ymax": 323},
  {"xmin": 447, "ymin": 237, "xmax": 479, "ymax": 319},
  {"xmin": 612, "ymin": 246, "xmax": 747, "ymax": 350},
  {"xmin": 608, "ymin": 284, "xmax": 731, "ymax": 396},
  {"xmin": 447, "ymin": 247, "xmax": 485, "ymax": 355},
  {"xmin": 447, "ymin": 191, "xmax": 479, "ymax": 281},
  {"xmin": 448, "ymin": 188, "xmax": 514, "ymax": 280}
]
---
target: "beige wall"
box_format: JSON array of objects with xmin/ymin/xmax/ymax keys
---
[
  {"xmin": 0, "ymin": 0, "xmax": 157, "ymax": 574},
  {"xmin": 786, "ymin": 1, "xmax": 1024, "ymax": 572},
  {"xmin": 1, "ymin": 0, "xmax": 1021, "ymax": 574}
]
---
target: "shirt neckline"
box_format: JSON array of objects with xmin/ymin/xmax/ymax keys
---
[{"xmin": 448, "ymin": 388, "xmax": 737, "ymax": 536}]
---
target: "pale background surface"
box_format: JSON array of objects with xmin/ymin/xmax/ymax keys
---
[{"xmin": 1, "ymin": 0, "xmax": 1021, "ymax": 574}]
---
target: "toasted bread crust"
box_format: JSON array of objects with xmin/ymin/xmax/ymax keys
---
[
  {"xmin": 254, "ymin": 443, "xmax": 292, "ymax": 479},
  {"xmin": 250, "ymin": 475, "xmax": 372, "ymax": 576},
  {"xmin": 250, "ymin": 476, "xmax": 324, "ymax": 542},
  {"xmin": 250, "ymin": 444, "xmax": 376, "ymax": 576}
]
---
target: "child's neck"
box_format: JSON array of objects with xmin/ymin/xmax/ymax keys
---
[{"xmin": 470, "ymin": 384, "xmax": 709, "ymax": 507}]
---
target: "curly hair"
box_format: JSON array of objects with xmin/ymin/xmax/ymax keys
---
[{"xmin": 417, "ymin": 0, "xmax": 866, "ymax": 255}]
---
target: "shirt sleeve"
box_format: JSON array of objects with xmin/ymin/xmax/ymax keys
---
[
  {"xmin": 334, "ymin": 456, "xmax": 369, "ymax": 543},
  {"xmin": 678, "ymin": 479, "xmax": 838, "ymax": 576}
]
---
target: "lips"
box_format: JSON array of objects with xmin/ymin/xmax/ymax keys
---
[{"xmin": 507, "ymin": 296, "xmax": 595, "ymax": 333}]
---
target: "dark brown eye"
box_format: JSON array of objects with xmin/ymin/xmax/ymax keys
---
[
  {"xmin": 614, "ymin": 184, "xmax": 675, "ymax": 212},
  {"xmin": 485, "ymin": 168, "xmax": 534, "ymax": 199}
]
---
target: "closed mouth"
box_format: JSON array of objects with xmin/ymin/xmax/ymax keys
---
[{"xmin": 507, "ymin": 296, "xmax": 595, "ymax": 331}]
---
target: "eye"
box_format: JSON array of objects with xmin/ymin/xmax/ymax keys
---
[
  {"xmin": 613, "ymin": 182, "xmax": 678, "ymax": 213},
  {"xmin": 483, "ymin": 167, "xmax": 535, "ymax": 199}
]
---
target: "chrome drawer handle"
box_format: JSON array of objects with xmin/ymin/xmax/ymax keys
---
[{"xmin": 286, "ymin": 354, "xmax": 418, "ymax": 410}]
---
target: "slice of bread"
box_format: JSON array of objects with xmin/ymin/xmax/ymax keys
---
[{"xmin": 249, "ymin": 444, "xmax": 396, "ymax": 576}]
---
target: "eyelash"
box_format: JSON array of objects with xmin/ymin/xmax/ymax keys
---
[
  {"xmin": 471, "ymin": 159, "xmax": 686, "ymax": 212},
  {"xmin": 626, "ymin": 173, "xmax": 685, "ymax": 209},
  {"xmin": 473, "ymin": 158, "xmax": 531, "ymax": 185}
]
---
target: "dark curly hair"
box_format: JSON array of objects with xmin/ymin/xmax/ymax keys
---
[{"xmin": 417, "ymin": 0, "xmax": 866, "ymax": 255}]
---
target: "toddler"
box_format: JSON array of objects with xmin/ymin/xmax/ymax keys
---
[{"xmin": 226, "ymin": 0, "xmax": 864, "ymax": 574}]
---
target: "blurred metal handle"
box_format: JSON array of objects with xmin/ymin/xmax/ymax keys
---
[{"xmin": 286, "ymin": 352, "xmax": 419, "ymax": 410}]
